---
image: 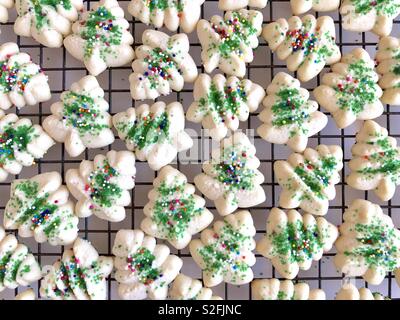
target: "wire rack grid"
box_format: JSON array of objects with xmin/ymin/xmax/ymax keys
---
[{"xmin": 0, "ymin": 0, "xmax": 400, "ymax": 300}]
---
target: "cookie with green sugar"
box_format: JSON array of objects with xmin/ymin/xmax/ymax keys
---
[
  {"xmin": 336, "ymin": 283, "xmax": 389, "ymax": 300},
  {"xmin": 334, "ymin": 199, "xmax": 400, "ymax": 285},
  {"xmin": 257, "ymin": 208, "xmax": 338, "ymax": 279},
  {"xmin": 219, "ymin": 0, "xmax": 267, "ymax": 10},
  {"xmin": 290, "ymin": 0, "xmax": 340, "ymax": 15},
  {"xmin": 65, "ymin": 150, "xmax": 136, "ymax": 222},
  {"xmin": 0, "ymin": 0, "xmax": 13, "ymax": 23},
  {"xmin": 4, "ymin": 172, "xmax": 78, "ymax": 246},
  {"xmin": 43, "ymin": 75, "xmax": 114, "ymax": 157},
  {"xmin": 141, "ymin": 165, "xmax": 213, "ymax": 250},
  {"xmin": 314, "ymin": 48, "xmax": 383, "ymax": 129},
  {"xmin": 169, "ymin": 274, "xmax": 222, "ymax": 300},
  {"xmin": 40, "ymin": 237, "xmax": 113, "ymax": 300},
  {"xmin": 112, "ymin": 229, "xmax": 183, "ymax": 300}
]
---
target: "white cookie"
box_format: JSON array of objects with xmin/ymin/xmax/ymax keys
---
[
  {"xmin": 334, "ymin": 199, "xmax": 400, "ymax": 285},
  {"xmin": 187, "ymin": 73, "xmax": 265, "ymax": 141},
  {"xmin": 341, "ymin": 0, "xmax": 400, "ymax": 37},
  {"xmin": 113, "ymin": 102, "xmax": 193, "ymax": 171},
  {"xmin": 43, "ymin": 75, "xmax": 114, "ymax": 157},
  {"xmin": 141, "ymin": 165, "xmax": 213, "ymax": 250},
  {"xmin": 274, "ymin": 144, "xmax": 343, "ymax": 216},
  {"xmin": 263, "ymin": 15, "xmax": 341, "ymax": 82},
  {"xmin": 396, "ymin": 268, "xmax": 400, "ymax": 287},
  {"xmin": 64, "ymin": 0, "xmax": 135, "ymax": 76},
  {"xmin": 14, "ymin": 0, "xmax": 84, "ymax": 48},
  {"xmin": 65, "ymin": 150, "xmax": 136, "ymax": 222},
  {"xmin": 290, "ymin": 0, "xmax": 340, "ymax": 15},
  {"xmin": 40, "ymin": 238, "xmax": 113, "ymax": 300},
  {"xmin": 4, "ymin": 172, "xmax": 78, "ymax": 246},
  {"xmin": 197, "ymin": 9, "xmax": 263, "ymax": 78},
  {"xmin": 258, "ymin": 72, "xmax": 328, "ymax": 153},
  {"xmin": 257, "ymin": 208, "xmax": 338, "ymax": 279},
  {"xmin": 169, "ymin": 274, "xmax": 222, "ymax": 300},
  {"xmin": 336, "ymin": 283, "xmax": 388, "ymax": 300},
  {"xmin": 194, "ymin": 132, "xmax": 265, "ymax": 216},
  {"xmin": 190, "ymin": 210, "xmax": 256, "ymax": 287},
  {"xmin": 0, "ymin": 227, "xmax": 42, "ymax": 292},
  {"xmin": 347, "ymin": 120, "xmax": 400, "ymax": 201},
  {"xmin": 128, "ymin": 0, "xmax": 205, "ymax": 33},
  {"xmin": 252, "ymin": 279, "xmax": 326, "ymax": 300},
  {"xmin": 0, "ymin": 0, "xmax": 13, "ymax": 23},
  {"xmin": 112, "ymin": 229, "xmax": 183, "ymax": 300},
  {"xmin": 0, "ymin": 42, "xmax": 51, "ymax": 110},
  {"xmin": 314, "ymin": 48, "xmax": 383, "ymax": 129},
  {"xmin": 129, "ymin": 30, "xmax": 197, "ymax": 100},
  {"xmin": 15, "ymin": 289, "xmax": 35, "ymax": 300},
  {"xmin": 376, "ymin": 36, "xmax": 400, "ymax": 105},
  {"xmin": 0, "ymin": 111, "xmax": 55, "ymax": 182},
  {"xmin": 219, "ymin": 0, "xmax": 267, "ymax": 10}
]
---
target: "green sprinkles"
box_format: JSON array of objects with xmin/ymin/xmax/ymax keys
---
[
  {"xmin": 352, "ymin": 0, "xmax": 400, "ymax": 17},
  {"xmin": 29, "ymin": 0, "xmax": 73, "ymax": 30},
  {"xmin": 145, "ymin": 0, "xmax": 184, "ymax": 13},
  {"xmin": 0, "ymin": 60, "xmax": 34, "ymax": 95},
  {"xmin": 126, "ymin": 247, "xmax": 162, "ymax": 285}
]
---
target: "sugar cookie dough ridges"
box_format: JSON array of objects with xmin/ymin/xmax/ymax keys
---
[
  {"xmin": 290, "ymin": 0, "xmax": 340, "ymax": 15},
  {"xmin": 219, "ymin": 0, "xmax": 268, "ymax": 11},
  {"xmin": 335, "ymin": 283, "xmax": 389, "ymax": 300},
  {"xmin": 169, "ymin": 274, "xmax": 223, "ymax": 300}
]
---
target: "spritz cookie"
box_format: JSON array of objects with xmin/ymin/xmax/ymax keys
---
[
  {"xmin": 314, "ymin": 48, "xmax": 383, "ymax": 129},
  {"xmin": 0, "ymin": 0, "xmax": 13, "ymax": 23},
  {"xmin": 219, "ymin": 0, "xmax": 267, "ymax": 10},
  {"xmin": 274, "ymin": 145, "xmax": 343, "ymax": 216},
  {"xmin": 290, "ymin": 0, "xmax": 340, "ymax": 15},
  {"xmin": 194, "ymin": 132, "xmax": 265, "ymax": 216},
  {"xmin": 0, "ymin": 227, "xmax": 42, "ymax": 292},
  {"xmin": 257, "ymin": 208, "xmax": 338, "ymax": 279},
  {"xmin": 43, "ymin": 75, "xmax": 114, "ymax": 157},
  {"xmin": 169, "ymin": 274, "xmax": 222, "ymax": 300},
  {"xmin": 14, "ymin": 0, "xmax": 84, "ymax": 48},
  {"xmin": 187, "ymin": 73, "xmax": 265, "ymax": 141},
  {"xmin": 40, "ymin": 238, "xmax": 113, "ymax": 300},
  {"xmin": 66, "ymin": 150, "xmax": 136, "ymax": 222},
  {"xmin": 112, "ymin": 229, "xmax": 183, "ymax": 300},
  {"xmin": 257, "ymin": 72, "xmax": 327, "ymax": 153},
  {"xmin": 251, "ymin": 279, "xmax": 326, "ymax": 300},
  {"xmin": 129, "ymin": 30, "xmax": 197, "ymax": 100},
  {"xmin": 141, "ymin": 165, "xmax": 213, "ymax": 250},
  {"xmin": 340, "ymin": 0, "xmax": 400, "ymax": 37},
  {"xmin": 64, "ymin": 0, "xmax": 134, "ymax": 76},
  {"xmin": 263, "ymin": 15, "xmax": 341, "ymax": 82},
  {"xmin": 0, "ymin": 111, "xmax": 54, "ymax": 182},
  {"xmin": 128, "ymin": 0, "xmax": 205, "ymax": 33},
  {"xmin": 4, "ymin": 172, "xmax": 78, "ymax": 246},
  {"xmin": 15, "ymin": 289, "xmax": 35, "ymax": 300},
  {"xmin": 347, "ymin": 120, "xmax": 400, "ymax": 201},
  {"xmin": 113, "ymin": 102, "xmax": 193, "ymax": 171},
  {"xmin": 336, "ymin": 283, "xmax": 388, "ymax": 300},
  {"xmin": 376, "ymin": 36, "xmax": 400, "ymax": 105},
  {"xmin": 190, "ymin": 210, "xmax": 256, "ymax": 287},
  {"xmin": 0, "ymin": 42, "xmax": 51, "ymax": 110},
  {"xmin": 334, "ymin": 199, "xmax": 400, "ymax": 285},
  {"xmin": 197, "ymin": 9, "xmax": 263, "ymax": 78}
]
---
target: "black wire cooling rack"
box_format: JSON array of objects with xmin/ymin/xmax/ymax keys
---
[{"xmin": 0, "ymin": 0, "xmax": 400, "ymax": 300}]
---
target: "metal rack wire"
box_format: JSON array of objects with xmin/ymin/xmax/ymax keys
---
[{"xmin": 0, "ymin": 0, "xmax": 400, "ymax": 300}]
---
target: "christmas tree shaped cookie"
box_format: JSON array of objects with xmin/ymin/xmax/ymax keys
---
[
  {"xmin": 0, "ymin": 42, "xmax": 51, "ymax": 110},
  {"xmin": 169, "ymin": 274, "xmax": 222, "ymax": 300},
  {"xmin": 4, "ymin": 172, "xmax": 78, "ymax": 246},
  {"xmin": 194, "ymin": 132, "xmax": 265, "ymax": 216},
  {"xmin": 43, "ymin": 75, "xmax": 114, "ymax": 157},
  {"xmin": 64, "ymin": 0, "xmax": 135, "ymax": 76},
  {"xmin": 0, "ymin": 111, "xmax": 54, "ymax": 182},
  {"xmin": 347, "ymin": 121, "xmax": 400, "ymax": 201},
  {"xmin": 341, "ymin": 0, "xmax": 400, "ymax": 37},
  {"xmin": 0, "ymin": 0, "xmax": 13, "ymax": 23},
  {"xmin": 274, "ymin": 144, "xmax": 343, "ymax": 216},
  {"xmin": 314, "ymin": 48, "xmax": 383, "ymax": 129},
  {"xmin": 112, "ymin": 229, "xmax": 183, "ymax": 300},
  {"xmin": 14, "ymin": 0, "xmax": 84, "ymax": 48},
  {"xmin": 197, "ymin": 9, "xmax": 263, "ymax": 78},
  {"xmin": 187, "ymin": 73, "xmax": 265, "ymax": 141},
  {"xmin": 128, "ymin": 0, "xmax": 205, "ymax": 33},
  {"xmin": 40, "ymin": 238, "xmax": 113, "ymax": 300},
  {"xmin": 252, "ymin": 279, "xmax": 326, "ymax": 300},
  {"xmin": 141, "ymin": 165, "xmax": 213, "ymax": 250},
  {"xmin": 219, "ymin": 0, "xmax": 267, "ymax": 10},
  {"xmin": 263, "ymin": 15, "xmax": 341, "ymax": 82},
  {"xmin": 376, "ymin": 36, "xmax": 400, "ymax": 105},
  {"xmin": 190, "ymin": 210, "xmax": 256, "ymax": 287},
  {"xmin": 290, "ymin": 0, "xmax": 340, "ymax": 15},
  {"xmin": 334, "ymin": 199, "xmax": 400, "ymax": 285},
  {"xmin": 257, "ymin": 72, "xmax": 328, "ymax": 153},
  {"xmin": 336, "ymin": 283, "xmax": 388, "ymax": 300},
  {"xmin": 257, "ymin": 208, "xmax": 338, "ymax": 279},
  {"xmin": 129, "ymin": 30, "xmax": 197, "ymax": 100},
  {"xmin": 113, "ymin": 102, "xmax": 193, "ymax": 171},
  {"xmin": 0, "ymin": 226, "xmax": 42, "ymax": 292},
  {"xmin": 65, "ymin": 150, "xmax": 136, "ymax": 222}
]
